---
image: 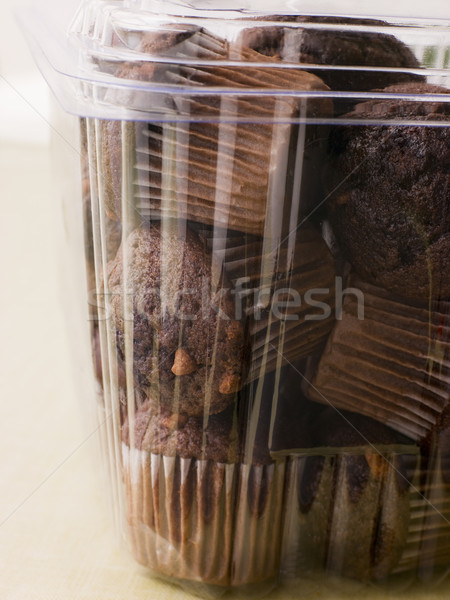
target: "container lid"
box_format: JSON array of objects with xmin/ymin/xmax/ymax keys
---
[
  {"xmin": 125, "ymin": 0, "xmax": 450, "ymax": 21},
  {"xmin": 18, "ymin": 0, "xmax": 450, "ymax": 122}
]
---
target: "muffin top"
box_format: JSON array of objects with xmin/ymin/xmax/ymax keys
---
[
  {"xmin": 236, "ymin": 16, "xmax": 423, "ymax": 92},
  {"xmin": 108, "ymin": 223, "xmax": 246, "ymax": 416},
  {"xmin": 348, "ymin": 81, "xmax": 450, "ymax": 120},
  {"xmin": 326, "ymin": 82, "xmax": 450, "ymax": 300},
  {"xmin": 122, "ymin": 399, "xmax": 240, "ymax": 463}
]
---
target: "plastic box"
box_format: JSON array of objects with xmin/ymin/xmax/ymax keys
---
[{"xmin": 20, "ymin": 0, "xmax": 450, "ymax": 597}]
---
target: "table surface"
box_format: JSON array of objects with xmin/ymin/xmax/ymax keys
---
[{"xmin": 1, "ymin": 141, "xmax": 449, "ymax": 600}]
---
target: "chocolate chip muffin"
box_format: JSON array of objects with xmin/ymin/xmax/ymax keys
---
[
  {"xmin": 237, "ymin": 16, "xmax": 423, "ymax": 96},
  {"xmin": 122, "ymin": 397, "xmax": 286, "ymax": 589},
  {"xmin": 282, "ymin": 408, "xmax": 415, "ymax": 581},
  {"xmin": 326, "ymin": 82, "xmax": 450, "ymax": 301},
  {"xmin": 122, "ymin": 400, "xmax": 239, "ymax": 462},
  {"xmin": 122, "ymin": 401, "xmax": 239, "ymax": 586},
  {"xmin": 107, "ymin": 222, "xmax": 245, "ymax": 416}
]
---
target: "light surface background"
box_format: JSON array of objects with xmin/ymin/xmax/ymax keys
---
[{"xmin": 1, "ymin": 1, "xmax": 450, "ymax": 599}]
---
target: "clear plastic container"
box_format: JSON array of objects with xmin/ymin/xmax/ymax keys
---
[{"xmin": 20, "ymin": 0, "xmax": 450, "ymax": 597}]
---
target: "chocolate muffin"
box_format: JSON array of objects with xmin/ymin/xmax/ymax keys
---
[
  {"xmin": 237, "ymin": 16, "xmax": 423, "ymax": 96},
  {"xmin": 326, "ymin": 82, "xmax": 450, "ymax": 301},
  {"xmin": 122, "ymin": 398, "xmax": 286, "ymax": 588},
  {"xmin": 107, "ymin": 222, "xmax": 245, "ymax": 417},
  {"xmin": 122, "ymin": 401, "xmax": 239, "ymax": 586},
  {"xmin": 306, "ymin": 275, "xmax": 450, "ymax": 444},
  {"xmin": 281, "ymin": 408, "xmax": 415, "ymax": 581},
  {"xmin": 99, "ymin": 24, "xmax": 332, "ymax": 234}
]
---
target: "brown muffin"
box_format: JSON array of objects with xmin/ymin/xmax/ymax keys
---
[
  {"xmin": 282, "ymin": 408, "xmax": 415, "ymax": 581},
  {"xmin": 237, "ymin": 16, "xmax": 423, "ymax": 95},
  {"xmin": 326, "ymin": 82, "xmax": 450, "ymax": 301},
  {"xmin": 99, "ymin": 24, "xmax": 332, "ymax": 234},
  {"xmin": 122, "ymin": 400, "xmax": 239, "ymax": 462},
  {"xmin": 107, "ymin": 222, "xmax": 245, "ymax": 417},
  {"xmin": 122, "ymin": 399, "xmax": 286, "ymax": 588},
  {"xmin": 306, "ymin": 275, "xmax": 450, "ymax": 444}
]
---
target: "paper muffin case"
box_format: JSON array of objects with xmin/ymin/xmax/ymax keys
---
[
  {"xmin": 132, "ymin": 113, "xmax": 330, "ymax": 236},
  {"xmin": 122, "ymin": 444, "xmax": 286, "ymax": 589},
  {"xmin": 231, "ymin": 460, "xmax": 286, "ymax": 587},
  {"xmin": 198, "ymin": 222, "xmax": 336, "ymax": 381},
  {"xmin": 394, "ymin": 450, "xmax": 450, "ymax": 578},
  {"xmin": 130, "ymin": 116, "xmax": 328, "ymax": 236},
  {"xmin": 280, "ymin": 450, "xmax": 415, "ymax": 583},
  {"xmin": 122, "ymin": 446, "xmax": 235, "ymax": 586},
  {"xmin": 97, "ymin": 27, "xmax": 332, "ymax": 234},
  {"xmin": 306, "ymin": 276, "xmax": 450, "ymax": 443},
  {"xmin": 247, "ymin": 305, "xmax": 335, "ymax": 382}
]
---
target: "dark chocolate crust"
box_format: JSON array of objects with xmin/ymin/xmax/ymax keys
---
[
  {"xmin": 326, "ymin": 83, "xmax": 450, "ymax": 301},
  {"xmin": 107, "ymin": 223, "xmax": 245, "ymax": 416},
  {"xmin": 237, "ymin": 16, "xmax": 423, "ymax": 93}
]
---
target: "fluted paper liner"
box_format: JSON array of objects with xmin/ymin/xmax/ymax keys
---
[
  {"xmin": 307, "ymin": 277, "xmax": 450, "ymax": 443},
  {"xmin": 122, "ymin": 445, "xmax": 286, "ymax": 588},
  {"xmin": 394, "ymin": 449, "xmax": 450, "ymax": 577},
  {"xmin": 100, "ymin": 28, "xmax": 332, "ymax": 233},
  {"xmin": 123, "ymin": 445, "xmax": 236, "ymax": 585},
  {"xmin": 232, "ymin": 460, "xmax": 286, "ymax": 586},
  {"xmin": 133, "ymin": 117, "xmax": 294, "ymax": 235},
  {"xmin": 281, "ymin": 450, "xmax": 413, "ymax": 582},
  {"xmin": 133, "ymin": 112, "xmax": 329, "ymax": 234},
  {"xmin": 200, "ymin": 223, "xmax": 336, "ymax": 380}
]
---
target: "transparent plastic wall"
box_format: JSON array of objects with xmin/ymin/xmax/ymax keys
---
[{"xmin": 21, "ymin": 0, "xmax": 450, "ymax": 596}]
